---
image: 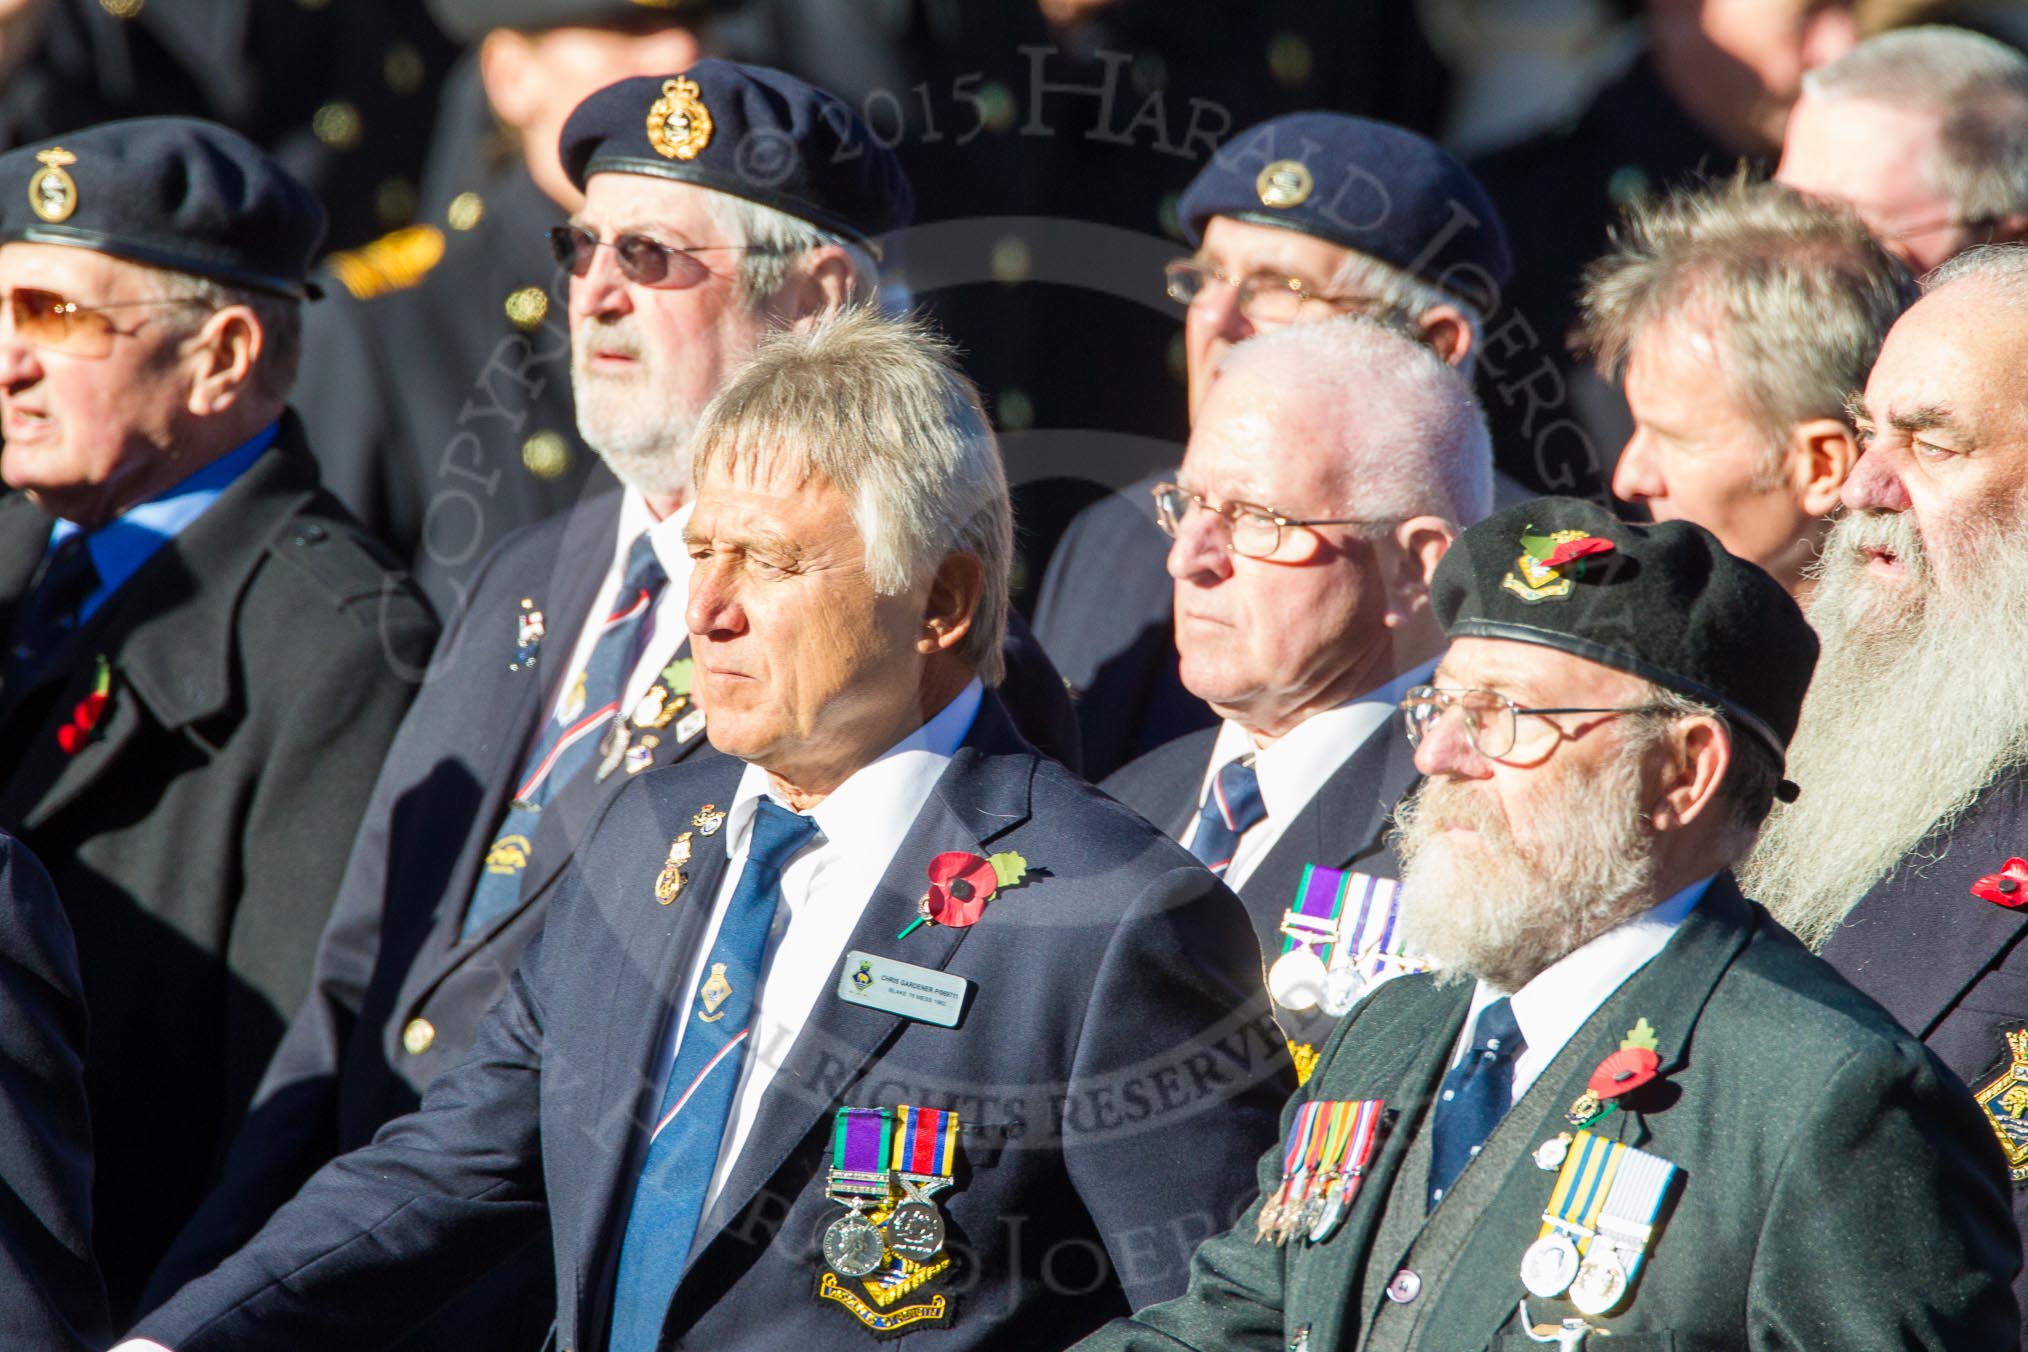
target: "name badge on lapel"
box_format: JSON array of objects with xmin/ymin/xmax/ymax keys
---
[{"xmin": 837, "ymin": 950, "xmax": 968, "ymax": 1028}]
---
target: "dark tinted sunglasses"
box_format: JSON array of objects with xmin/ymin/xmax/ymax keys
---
[{"xmin": 544, "ymin": 224, "xmax": 771, "ymax": 288}]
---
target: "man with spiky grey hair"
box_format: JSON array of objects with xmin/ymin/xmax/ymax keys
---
[
  {"xmin": 1778, "ymin": 24, "xmax": 2028, "ymax": 271},
  {"xmin": 1741, "ymin": 241, "xmax": 2028, "ymax": 1333}
]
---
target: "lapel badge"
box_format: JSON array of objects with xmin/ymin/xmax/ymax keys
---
[
  {"xmin": 1255, "ymin": 158, "xmax": 1313, "ymax": 209},
  {"xmin": 692, "ymin": 803, "xmax": 726, "ymax": 836},
  {"xmin": 1503, "ymin": 527, "xmax": 1616, "ymax": 605},
  {"xmin": 653, "ymin": 832, "xmax": 692, "ymax": 905},
  {"xmin": 29, "ymin": 146, "xmax": 78, "ymax": 224},
  {"xmin": 484, "ymin": 833, "xmax": 532, "ymax": 877},
  {"xmin": 625, "ymin": 734, "xmax": 659, "ymax": 775},
  {"xmin": 1566, "ymin": 1017, "xmax": 1661, "ymax": 1128},
  {"xmin": 674, "ymin": 706, "xmax": 707, "ymax": 743},
  {"xmin": 1975, "ymin": 1029, "xmax": 2028, "ymax": 1182},
  {"xmin": 1973, "ymin": 858, "xmax": 2028, "ymax": 909},
  {"xmin": 632, "ymin": 684, "xmax": 670, "ymax": 729},
  {"xmin": 646, "ymin": 76, "xmax": 713, "ymax": 161},
  {"xmin": 896, "ymin": 850, "xmax": 1031, "ymax": 941},
  {"xmin": 511, "ymin": 598, "xmax": 544, "ymax": 671}
]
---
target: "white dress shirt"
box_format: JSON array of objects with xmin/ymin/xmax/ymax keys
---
[
  {"xmin": 545, "ymin": 491, "xmax": 696, "ymax": 725},
  {"xmin": 1448, "ymin": 876, "xmax": 1713, "ymax": 1105},
  {"xmin": 1185, "ymin": 661, "xmax": 1434, "ymax": 890},
  {"xmin": 659, "ymin": 679, "xmax": 983, "ymax": 1208}
]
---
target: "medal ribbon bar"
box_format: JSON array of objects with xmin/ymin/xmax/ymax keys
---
[
  {"xmin": 1278, "ymin": 865, "xmax": 1351, "ymax": 956},
  {"xmin": 1590, "ymin": 1144, "xmax": 1677, "ymax": 1285},
  {"xmin": 889, "ymin": 1105, "xmax": 960, "ymax": 1180},
  {"xmin": 829, "ymin": 1107, "xmax": 897, "ymax": 1201},
  {"xmin": 1537, "ymin": 1130, "xmax": 1623, "ymax": 1250}
]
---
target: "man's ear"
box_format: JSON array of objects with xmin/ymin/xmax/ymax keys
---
[
  {"xmin": 1380, "ymin": 515, "xmax": 1456, "ymax": 630},
  {"xmin": 185, "ymin": 305, "xmax": 262, "ymax": 418},
  {"xmin": 919, "ymin": 551, "xmax": 984, "ymax": 657},
  {"xmin": 477, "ymin": 29, "xmax": 541, "ymax": 131},
  {"xmin": 1787, "ymin": 417, "xmax": 1859, "ymax": 517},
  {"xmin": 775, "ymin": 244, "xmax": 860, "ymax": 328},
  {"xmin": 1416, "ymin": 304, "xmax": 1474, "ymax": 370},
  {"xmin": 1652, "ymin": 715, "xmax": 1730, "ymax": 832}
]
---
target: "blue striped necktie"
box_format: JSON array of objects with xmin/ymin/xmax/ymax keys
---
[
  {"xmin": 1427, "ymin": 996, "xmax": 1525, "ymax": 1210},
  {"xmin": 607, "ymin": 800, "xmax": 819, "ymax": 1352},
  {"xmin": 463, "ymin": 532, "xmax": 665, "ymax": 938},
  {"xmin": 1188, "ymin": 755, "xmax": 1267, "ymax": 877}
]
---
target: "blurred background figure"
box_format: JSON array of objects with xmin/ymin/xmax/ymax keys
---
[
  {"xmin": 1777, "ymin": 25, "xmax": 2028, "ymax": 273},
  {"xmin": 1579, "ymin": 176, "xmax": 1914, "ymax": 597}
]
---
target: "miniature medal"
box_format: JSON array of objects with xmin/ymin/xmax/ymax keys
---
[
  {"xmin": 510, "ymin": 599, "xmax": 544, "ymax": 671},
  {"xmin": 1270, "ymin": 866, "xmax": 1348, "ymax": 1013},
  {"xmin": 653, "ymin": 833, "xmax": 691, "ymax": 905},
  {"xmin": 692, "ymin": 803, "xmax": 726, "ymax": 835}
]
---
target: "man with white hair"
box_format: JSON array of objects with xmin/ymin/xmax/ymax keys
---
[
  {"xmin": 1777, "ymin": 24, "xmax": 2028, "ymax": 272},
  {"xmin": 1580, "ymin": 177, "xmax": 1915, "ymax": 597},
  {"xmin": 145, "ymin": 61, "xmax": 1074, "ymax": 1349},
  {"xmin": 1741, "ymin": 242, "xmax": 2028, "ymax": 1331},
  {"xmin": 1105, "ymin": 318, "xmax": 1493, "ymax": 1078},
  {"xmin": 124, "ymin": 305, "xmax": 1289, "ymax": 1352}
]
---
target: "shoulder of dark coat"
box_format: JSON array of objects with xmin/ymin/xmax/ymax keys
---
[
  {"xmin": 255, "ymin": 493, "xmax": 439, "ymax": 646},
  {"xmin": 1102, "ymin": 725, "xmax": 1218, "ymax": 803},
  {"xmin": 1026, "ymin": 751, "xmax": 1212, "ymax": 879}
]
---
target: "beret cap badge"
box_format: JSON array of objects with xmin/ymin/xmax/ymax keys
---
[
  {"xmin": 646, "ymin": 76, "xmax": 713, "ymax": 161},
  {"xmin": 1501, "ymin": 527, "xmax": 1615, "ymax": 604},
  {"xmin": 1255, "ymin": 158, "xmax": 1313, "ymax": 210},
  {"xmin": 28, "ymin": 146, "xmax": 77, "ymax": 224}
]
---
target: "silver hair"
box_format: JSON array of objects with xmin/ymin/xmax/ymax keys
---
[
  {"xmin": 688, "ymin": 305, "xmax": 1011, "ymax": 683},
  {"xmin": 1924, "ymin": 239, "xmax": 2028, "ymax": 294},
  {"xmin": 1802, "ymin": 25, "xmax": 2028, "ymax": 226},
  {"xmin": 148, "ymin": 269, "xmax": 303, "ymax": 400},
  {"xmin": 700, "ymin": 190, "xmax": 881, "ymax": 306},
  {"xmin": 1579, "ymin": 176, "xmax": 1914, "ymax": 487},
  {"xmin": 1323, "ymin": 249, "xmax": 1486, "ymax": 381},
  {"xmin": 1214, "ymin": 315, "xmax": 1494, "ymax": 528}
]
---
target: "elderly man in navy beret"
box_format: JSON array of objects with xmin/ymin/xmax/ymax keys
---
[
  {"xmin": 141, "ymin": 60, "xmax": 1077, "ymax": 1352},
  {"xmin": 0, "ymin": 117, "xmax": 439, "ymax": 1320},
  {"xmin": 1074, "ymin": 496, "xmax": 2020, "ymax": 1351},
  {"xmin": 1032, "ymin": 112, "xmax": 1516, "ymax": 778}
]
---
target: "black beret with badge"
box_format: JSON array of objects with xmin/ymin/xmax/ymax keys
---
[
  {"xmin": 1179, "ymin": 112, "xmax": 1511, "ymax": 314},
  {"xmin": 557, "ymin": 60, "xmax": 913, "ymax": 252},
  {"xmin": 1431, "ymin": 496, "xmax": 1819, "ymax": 768},
  {"xmin": 0, "ymin": 115, "xmax": 324, "ymax": 299},
  {"xmin": 0, "ymin": 116, "xmax": 327, "ymax": 301}
]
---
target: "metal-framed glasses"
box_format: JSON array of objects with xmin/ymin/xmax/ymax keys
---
[
  {"xmin": 4, "ymin": 287, "xmax": 206, "ymax": 359},
  {"xmin": 1162, "ymin": 257, "xmax": 1369, "ymax": 325},
  {"xmin": 1152, "ymin": 482, "xmax": 1393, "ymax": 560},
  {"xmin": 545, "ymin": 224, "xmax": 776, "ymax": 288},
  {"xmin": 1400, "ymin": 685, "xmax": 1672, "ymax": 760}
]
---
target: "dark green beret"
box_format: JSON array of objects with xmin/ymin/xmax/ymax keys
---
[
  {"xmin": 0, "ymin": 117, "xmax": 325, "ymax": 300},
  {"xmin": 558, "ymin": 61, "xmax": 912, "ymax": 251},
  {"xmin": 1431, "ymin": 497, "xmax": 1818, "ymax": 764}
]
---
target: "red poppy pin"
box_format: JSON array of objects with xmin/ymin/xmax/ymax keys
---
[
  {"xmin": 1972, "ymin": 858, "xmax": 2028, "ymax": 909},
  {"xmin": 897, "ymin": 850, "xmax": 1032, "ymax": 939},
  {"xmin": 1542, "ymin": 535, "xmax": 1615, "ymax": 568},
  {"xmin": 56, "ymin": 656, "xmax": 111, "ymax": 756},
  {"xmin": 1566, "ymin": 1018, "xmax": 1662, "ymax": 1127}
]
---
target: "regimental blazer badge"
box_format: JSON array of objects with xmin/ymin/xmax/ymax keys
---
[
  {"xmin": 1501, "ymin": 527, "xmax": 1616, "ymax": 605},
  {"xmin": 817, "ymin": 1106, "xmax": 961, "ymax": 1338},
  {"xmin": 1976, "ymin": 1028, "xmax": 2028, "ymax": 1182}
]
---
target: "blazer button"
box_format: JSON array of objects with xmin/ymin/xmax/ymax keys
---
[
  {"xmin": 1385, "ymin": 1268, "xmax": 1421, "ymax": 1304},
  {"xmin": 402, "ymin": 1018, "xmax": 436, "ymax": 1055}
]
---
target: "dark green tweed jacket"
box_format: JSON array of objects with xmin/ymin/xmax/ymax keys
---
[{"xmin": 1077, "ymin": 876, "xmax": 2021, "ymax": 1351}]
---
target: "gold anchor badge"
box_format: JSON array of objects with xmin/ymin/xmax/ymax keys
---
[
  {"xmin": 484, "ymin": 834, "xmax": 532, "ymax": 876},
  {"xmin": 697, "ymin": 962, "xmax": 733, "ymax": 1022},
  {"xmin": 29, "ymin": 147, "xmax": 78, "ymax": 224},
  {"xmin": 646, "ymin": 76, "xmax": 713, "ymax": 161},
  {"xmin": 654, "ymin": 832, "xmax": 692, "ymax": 905}
]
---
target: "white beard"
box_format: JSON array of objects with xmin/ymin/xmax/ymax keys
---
[
  {"xmin": 1739, "ymin": 507, "xmax": 2028, "ymax": 948},
  {"xmin": 571, "ymin": 314, "xmax": 698, "ymax": 499},
  {"xmin": 1393, "ymin": 731, "xmax": 1661, "ymax": 994}
]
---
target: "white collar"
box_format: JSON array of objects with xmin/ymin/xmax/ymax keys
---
[{"xmin": 616, "ymin": 488, "xmax": 693, "ymax": 579}]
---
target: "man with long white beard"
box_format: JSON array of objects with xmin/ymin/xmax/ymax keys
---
[
  {"xmin": 1072, "ymin": 497, "xmax": 2020, "ymax": 1352},
  {"xmin": 1741, "ymin": 240, "xmax": 2028, "ymax": 1336}
]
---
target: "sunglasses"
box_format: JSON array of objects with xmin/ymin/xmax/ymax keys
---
[
  {"xmin": 544, "ymin": 225, "xmax": 773, "ymax": 288},
  {"xmin": 4, "ymin": 287, "xmax": 204, "ymax": 359}
]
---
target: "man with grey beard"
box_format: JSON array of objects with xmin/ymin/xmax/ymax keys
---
[
  {"xmin": 1075, "ymin": 496, "xmax": 2020, "ymax": 1351},
  {"xmin": 1742, "ymin": 241, "xmax": 2028, "ymax": 1335}
]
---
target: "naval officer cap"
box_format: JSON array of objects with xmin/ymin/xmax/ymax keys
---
[
  {"xmin": 1431, "ymin": 496, "xmax": 1819, "ymax": 772},
  {"xmin": 1179, "ymin": 112, "xmax": 1511, "ymax": 315},
  {"xmin": 558, "ymin": 61, "xmax": 913, "ymax": 253},
  {"xmin": 0, "ymin": 116, "xmax": 326, "ymax": 301}
]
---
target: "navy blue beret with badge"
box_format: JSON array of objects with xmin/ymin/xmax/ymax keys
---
[
  {"xmin": 0, "ymin": 116, "xmax": 326, "ymax": 300},
  {"xmin": 558, "ymin": 60, "xmax": 913, "ymax": 252},
  {"xmin": 1180, "ymin": 112, "xmax": 1511, "ymax": 314},
  {"xmin": 1431, "ymin": 496, "xmax": 1819, "ymax": 768}
]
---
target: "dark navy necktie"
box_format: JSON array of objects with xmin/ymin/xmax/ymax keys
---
[
  {"xmin": 1188, "ymin": 755, "xmax": 1266, "ymax": 877},
  {"xmin": 1427, "ymin": 996, "xmax": 1525, "ymax": 1211},
  {"xmin": 607, "ymin": 800, "xmax": 819, "ymax": 1352},
  {"xmin": 462, "ymin": 532, "xmax": 666, "ymax": 938},
  {"xmin": 7, "ymin": 533, "xmax": 100, "ymax": 687}
]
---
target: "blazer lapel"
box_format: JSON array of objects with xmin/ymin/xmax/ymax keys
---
[{"xmin": 681, "ymin": 699, "xmax": 1038, "ymax": 1269}]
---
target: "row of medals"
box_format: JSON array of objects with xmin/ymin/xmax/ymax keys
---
[
  {"xmin": 1518, "ymin": 1136, "xmax": 1636, "ymax": 1318},
  {"xmin": 1255, "ymin": 1163, "xmax": 1355, "ymax": 1246},
  {"xmin": 821, "ymin": 1169, "xmax": 949, "ymax": 1279},
  {"xmin": 1269, "ymin": 937, "xmax": 1375, "ymax": 1017}
]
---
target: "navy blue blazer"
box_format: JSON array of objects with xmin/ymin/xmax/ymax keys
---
[
  {"xmin": 1104, "ymin": 718, "xmax": 1420, "ymax": 1056},
  {"xmin": 146, "ymin": 491, "xmax": 1085, "ymax": 1345},
  {"xmin": 1822, "ymin": 763, "xmax": 2028, "ymax": 1336},
  {"xmin": 0, "ymin": 831, "xmax": 108, "ymax": 1352},
  {"xmin": 135, "ymin": 693, "xmax": 1292, "ymax": 1351}
]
